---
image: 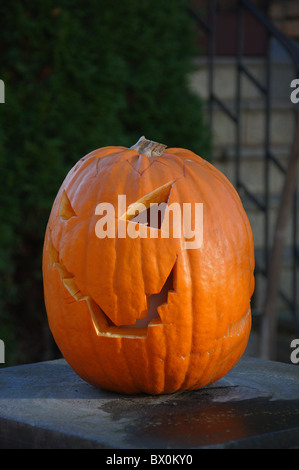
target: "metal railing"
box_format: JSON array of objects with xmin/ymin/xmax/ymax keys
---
[{"xmin": 189, "ymin": 0, "xmax": 299, "ymax": 336}]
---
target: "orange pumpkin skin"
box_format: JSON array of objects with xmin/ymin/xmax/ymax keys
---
[{"xmin": 43, "ymin": 138, "xmax": 255, "ymax": 395}]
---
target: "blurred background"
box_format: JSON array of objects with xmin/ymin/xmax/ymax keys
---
[{"xmin": 0, "ymin": 0, "xmax": 298, "ymax": 367}]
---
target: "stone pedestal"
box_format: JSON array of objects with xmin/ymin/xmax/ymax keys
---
[{"xmin": 0, "ymin": 356, "xmax": 299, "ymax": 449}]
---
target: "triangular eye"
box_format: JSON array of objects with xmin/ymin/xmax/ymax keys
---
[
  {"xmin": 59, "ymin": 190, "xmax": 77, "ymax": 220},
  {"xmin": 48, "ymin": 235, "xmax": 59, "ymax": 265},
  {"xmin": 120, "ymin": 180, "xmax": 174, "ymax": 229},
  {"xmin": 130, "ymin": 204, "xmax": 167, "ymax": 230}
]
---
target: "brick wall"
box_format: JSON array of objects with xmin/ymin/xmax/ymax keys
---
[
  {"xmin": 192, "ymin": 0, "xmax": 269, "ymax": 56},
  {"xmin": 269, "ymin": 1, "xmax": 299, "ymax": 39}
]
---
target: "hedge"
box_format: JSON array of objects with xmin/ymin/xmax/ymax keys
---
[{"xmin": 0, "ymin": 0, "xmax": 210, "ymax": 365}]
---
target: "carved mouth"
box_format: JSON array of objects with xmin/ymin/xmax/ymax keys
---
[
  {"xmin": 48, "ymin": 237, "xmax": 176, "ymax": 339},
  {"xmin": 50, "ymin": 180, "xmax": 178, "ymax": 338}
]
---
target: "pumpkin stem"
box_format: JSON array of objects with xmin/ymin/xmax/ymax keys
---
[{"xmin": 131, "ymin": 136, "xmax": 167, "ymax": 158}]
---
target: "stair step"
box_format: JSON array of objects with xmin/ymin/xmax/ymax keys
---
[
  {"xmin": 190, "ymin": 55, "xmax": 296, "ymax": 148},
  {"xmin": 255, "ymin": 246, "xmax": 297, "ymax": 268},
  {"xmin": 190, "ymin": 54, "xmax": 299, "ymax": 315},
  {"xmin": 190, "ymin": 56, "xmax": 296, "ymax": 102},
  {"xmin": 251, "ymin": 265, "xmax": 298, "ymax": 316},
  {"xmin": 213, "ymin": 143, "xmax": 290, "ymax": 161},
  {"xmin": 214, "ymin": 152, "xmax": 291, "ymax": 196},
  {"xmin": 241, "ymin": 201, "xmax": 299, "ymax": 251},
  {"xmin": 209, "ymin": 102, "xmax": 295, "ymax": 148}
]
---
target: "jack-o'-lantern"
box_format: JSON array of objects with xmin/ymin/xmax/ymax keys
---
[{"xmin": 42, "ymin": 137, "xmax": 255, "ymax": 394}]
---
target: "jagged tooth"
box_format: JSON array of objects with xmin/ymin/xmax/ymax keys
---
[
  {"xmin": 48, "ymin": 236, "xmax": 59, "ymax": 265},
  {"xmin": 55, "ymin": 262, "xmax": 74, "ymax": 280},
  {"xmin": 62, "ymin": 278, "xmax": 85, "ymax": 301}
]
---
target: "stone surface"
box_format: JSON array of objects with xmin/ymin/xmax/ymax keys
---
[{"xmin": 0, "ymin": 356, "xmax": 299, "ymax": 449}]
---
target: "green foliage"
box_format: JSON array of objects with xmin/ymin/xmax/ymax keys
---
[{"xmin": 0, "ymin": 0, "xmax": 210, "ymax": 365}]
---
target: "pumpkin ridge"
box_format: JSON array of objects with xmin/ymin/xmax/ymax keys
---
[
  {"xmin": 94, "ymin": 149, "xmax": 134, "ymax": 178},
  {"xmin": 203, "ymin": 160, "xmax": 255, "ymax": 294}
]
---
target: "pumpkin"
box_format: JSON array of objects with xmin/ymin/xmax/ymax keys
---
[{"xmin": 42, "ymin": 136, "xmax": 255, "ymax": 395}]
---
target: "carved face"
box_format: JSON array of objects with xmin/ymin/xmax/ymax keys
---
[{"xmin": 43, "ymin": 138, "xmax": 255, "ymax": 394}]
